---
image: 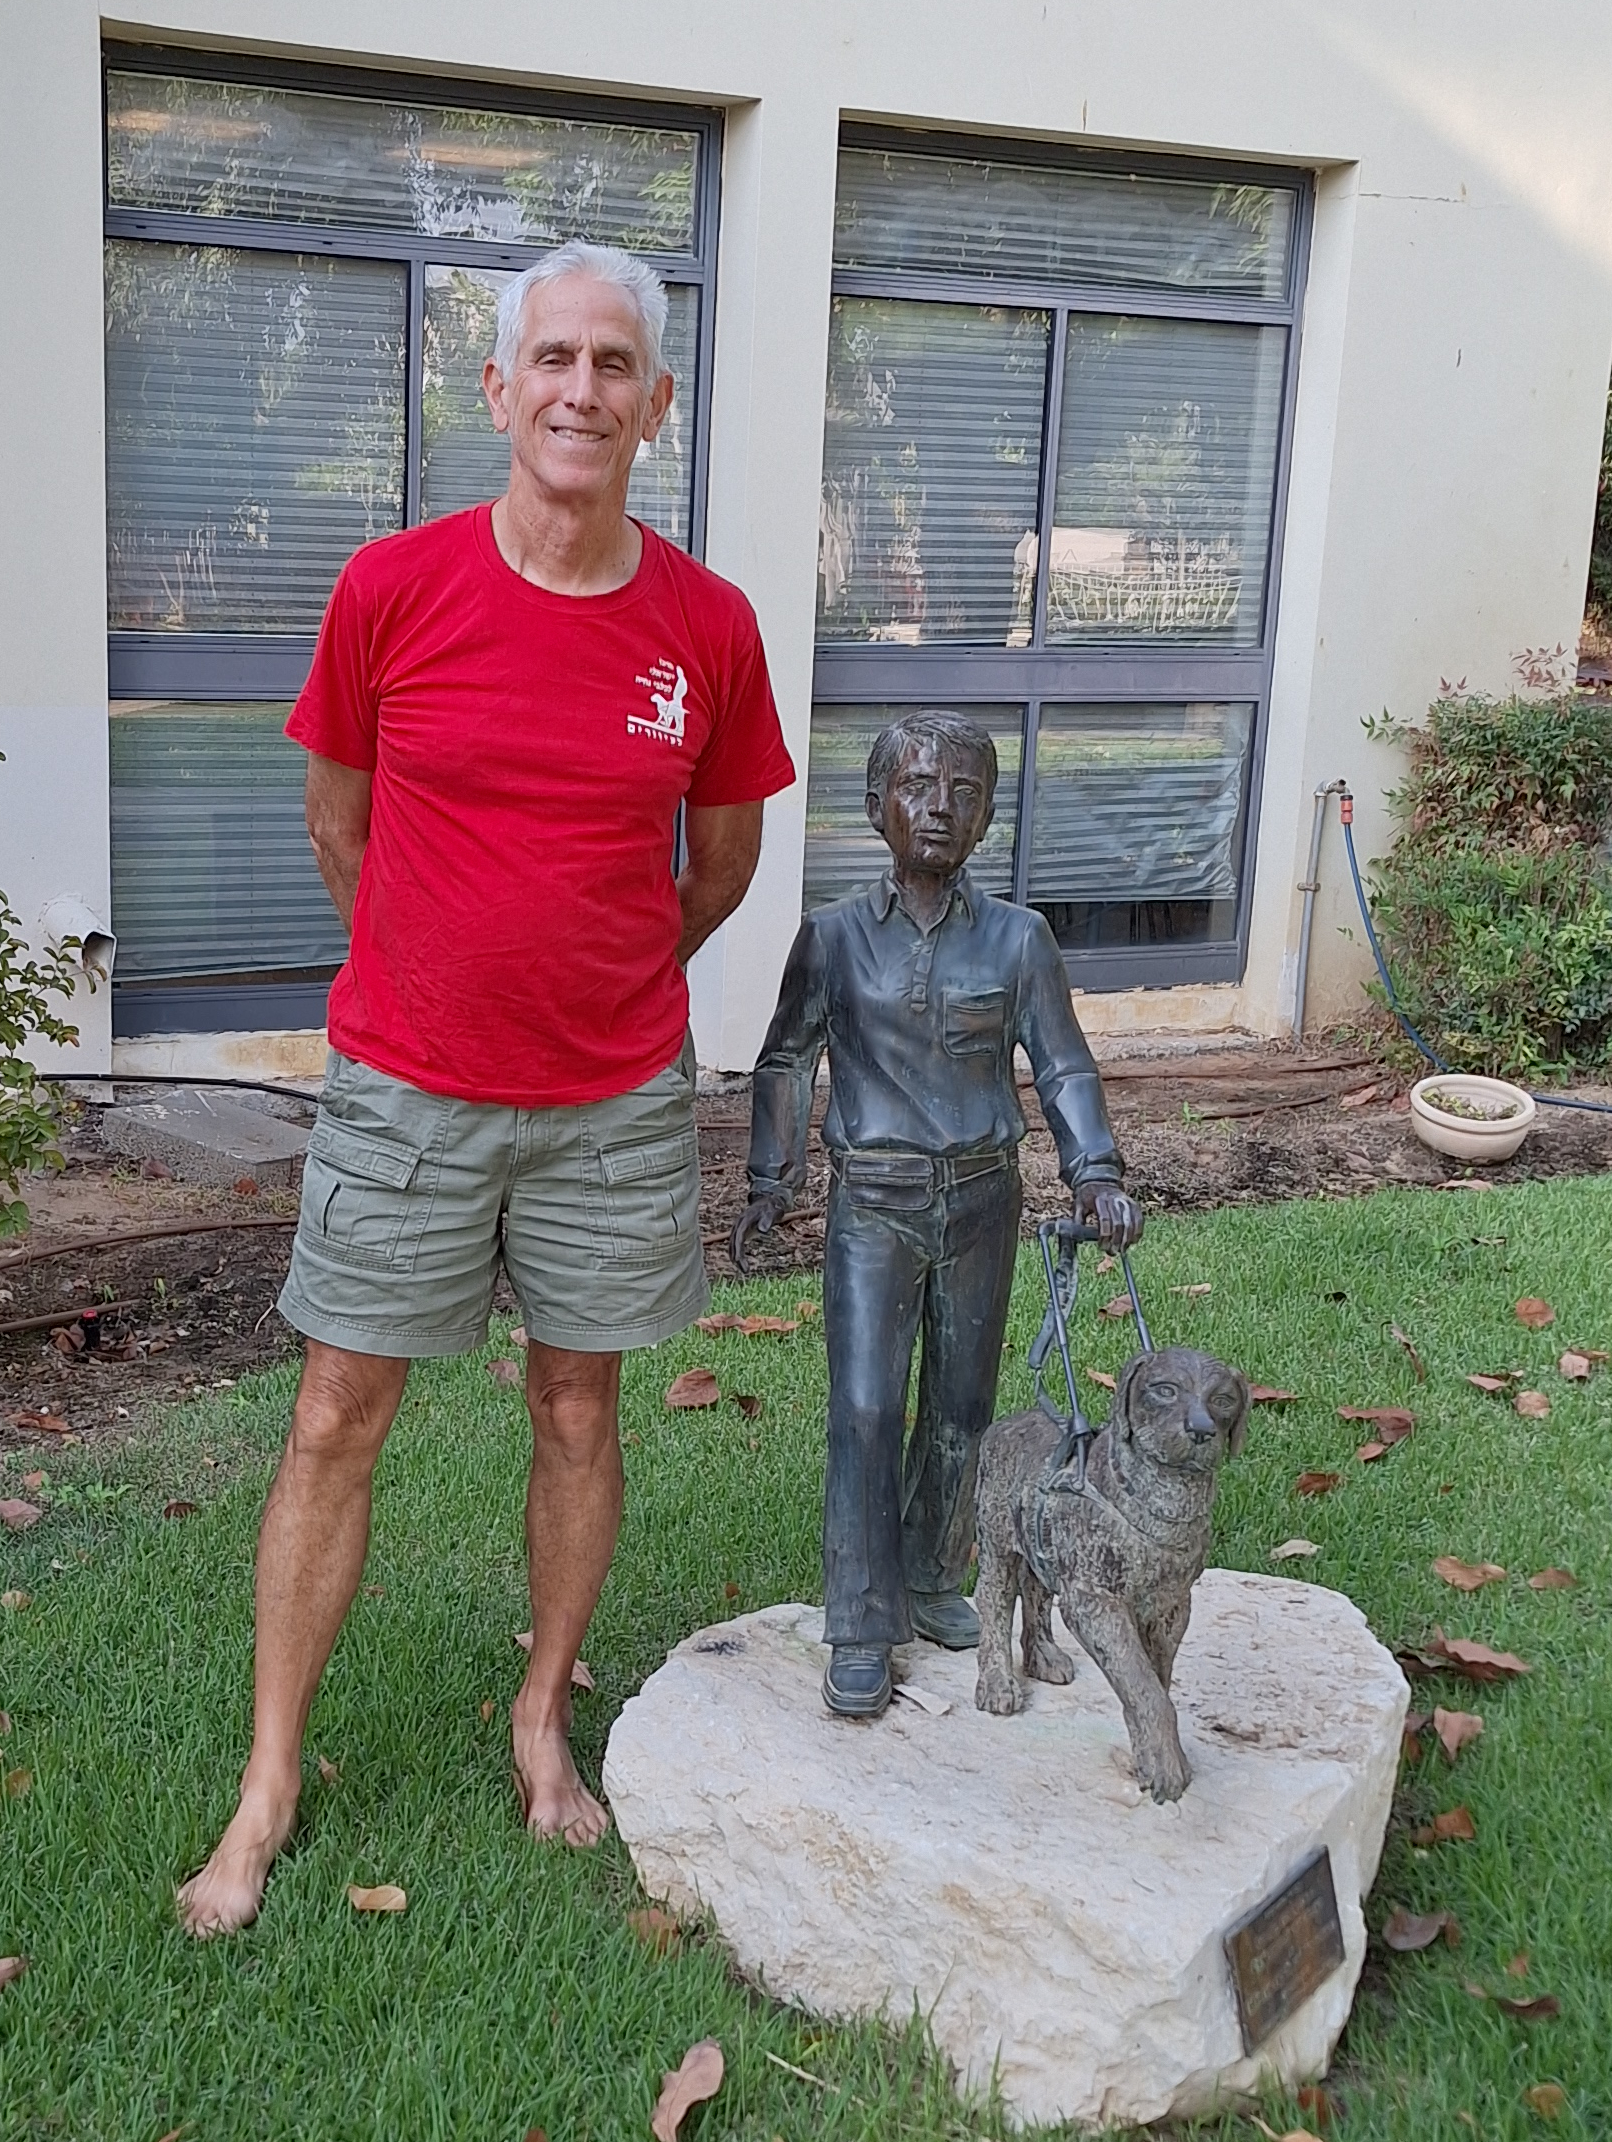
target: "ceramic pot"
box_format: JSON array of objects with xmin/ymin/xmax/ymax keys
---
[{"xmin": 1410, "ymin": 1074, "xmax": 1536, "ymax": 1164}]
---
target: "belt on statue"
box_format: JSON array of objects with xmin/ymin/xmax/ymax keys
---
[{"xmin": 832, "ymin": 1147, "xmax": 1014, "ymax": 1195}]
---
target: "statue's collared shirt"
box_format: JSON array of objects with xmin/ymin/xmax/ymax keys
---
[{"xmin": 746, "ymin": 868, "xmax": 1124, "ymax": 1199}]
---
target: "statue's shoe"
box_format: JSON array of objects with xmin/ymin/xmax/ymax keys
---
[
  {"xmin": 822, "ymin": 1643, "xmax": 893, "ymax": 1717},
  {"xmin": 909, "ymin": 1589, "xmax": 980, "ymax": 1649}
]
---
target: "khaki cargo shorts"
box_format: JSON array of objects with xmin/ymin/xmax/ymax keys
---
[{"xmin": 278, "ymin": 1037, "xmax": 708, "ymax": 1357}]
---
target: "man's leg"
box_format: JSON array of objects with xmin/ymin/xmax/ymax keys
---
[
  {"xmin": 822, "ymin": 1189, "xmax": 927, "ymax": 1649},
  {"xmin": 511, "ymin": 1342, "xmax": 621, "ymax": 1846},
  {"xmin": 901, "ymin": 1167, "xmax": 1022, "ymax": 1633},
  {"xmin": 177, "ymin": 1340, "xmax": 409, "ymax": 1937}
]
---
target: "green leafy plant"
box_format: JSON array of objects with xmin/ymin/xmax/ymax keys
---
[
  {"xmin": 1362, "ymin": 694, "xmax": 1612, "ymax": 1077},
  {"xmin": 0, "ymin": 889, "xmax": 82, "ymax": 1236}
]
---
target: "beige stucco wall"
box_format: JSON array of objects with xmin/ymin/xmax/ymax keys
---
[{"xmin": 4, "ymin": 2, "xmax": 1611, "ymax": 1079}]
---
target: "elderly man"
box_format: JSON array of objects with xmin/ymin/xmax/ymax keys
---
[
  {"xmin": 733, "ymin": 711, "xmax": 1138, "ymax": 1719},
  {"xmin": 178, "ymin": 240, "xmax": 794, "ymax": 1936}
]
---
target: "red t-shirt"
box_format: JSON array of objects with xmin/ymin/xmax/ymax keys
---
[{"xmin": 286, "ymin": 507, "xmax": 795, "ymax": 1106}]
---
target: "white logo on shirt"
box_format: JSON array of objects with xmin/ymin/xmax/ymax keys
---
[{"xmin": 629, "ymin": 659, "xmax": 688, "ymax": 746}]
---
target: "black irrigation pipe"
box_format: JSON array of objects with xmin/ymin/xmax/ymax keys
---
[{"xmin": 56, "ymin": 1071, "xmax": 316, "ymax": 1104}]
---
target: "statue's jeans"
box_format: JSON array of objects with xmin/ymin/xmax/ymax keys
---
[{"xmin": 822, "ymin": 1151, "xmax": 1022, "ymax": 1647}]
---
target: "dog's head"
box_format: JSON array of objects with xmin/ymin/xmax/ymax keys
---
[{"xmin": 1109, "ymin": 1345, "xmax": 1250, "ymax": 1475}]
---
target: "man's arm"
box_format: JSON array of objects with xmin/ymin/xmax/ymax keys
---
[
  {"xmin": 305, "ymin": 753, "xmax": 373, "ymax": 934},
  {"xmin": 1017, "ymin": 915, "xmax": 1142, "ymax": 1248},
  {"xmin": 730, "ymin": 916, "xmax": 828, "ymax": 1269},
  {"xmin": 676, "ymin": 801, "xmax": 764, "ymax": 967}
]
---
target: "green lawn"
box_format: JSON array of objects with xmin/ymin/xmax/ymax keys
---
[{"xmin": 2, "ymin": 1179, "xmax": 1611, "ymax": 2140}]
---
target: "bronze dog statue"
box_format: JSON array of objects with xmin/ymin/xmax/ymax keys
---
[{"xmin": 973, "ymin": 1346, "xmax": 1250, "ymax": 1802}]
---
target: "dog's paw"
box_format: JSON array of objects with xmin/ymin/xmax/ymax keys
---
[
  {"xmin": 1139, "ymin": 1742, "xmax": 1192, "ymax": 1803},
  {"xmin": 1023, "ymin": 1638, "xmax": 1076, "ymax": 1686},
  {"xmin": 975, "ymin": 1669, "xmax": 1024, "ymax": 1716}
]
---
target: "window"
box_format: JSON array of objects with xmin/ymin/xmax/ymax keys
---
[
  {"xmin": 102, "ymin": 47, "xmax": 720, "ymax": 1032},
  {"xmin": 808, "ymin": 131, "xmax": 1308, "ymax": 989}
]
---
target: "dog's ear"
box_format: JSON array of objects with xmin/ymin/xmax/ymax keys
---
[
  {"xmin": 1111, "ymin": 1351, "xmax": 1150, "ymax": 1443},
  {"xmin": 1225, "ymin": 1372, "xmax": 1253, "ymax": 1457}
]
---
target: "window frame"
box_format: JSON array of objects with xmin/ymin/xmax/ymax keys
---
[
  {"xmin": 102, "ymin": 40, "xmax": 725, "ymax": 703},
  {"xmin": 813, "ymin": 123, "xmax": 1314, "ymax": 991}
]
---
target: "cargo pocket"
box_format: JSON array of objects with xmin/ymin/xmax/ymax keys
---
[
  {"xmin": 302, "ymin": 1119, "xmax": 433, "ymax": 1272},
  {"xmin": 943, "ymin": 986, "xmax": 1008, "ymax": 1056},
  {"xmin": 595, "ymin": 1127, "xmax": 699, "ymax": 1267}
]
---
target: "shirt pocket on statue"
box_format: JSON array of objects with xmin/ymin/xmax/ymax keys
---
[
  {"xmin": 301, "ymin": 1119, "xmax": 438, "ymax": 1272},
  {"xmin": 942, "ymin": 986, "xmax": 1008, "ymax": 1057},
  {"xmin": 592, "ymin": 1127, "xmax": 700, "ymax": 1266}
]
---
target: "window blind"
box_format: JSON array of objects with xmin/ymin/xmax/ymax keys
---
[{"xmin": 105, "ymin": 240, "xmax": 406, "ymax": 633}]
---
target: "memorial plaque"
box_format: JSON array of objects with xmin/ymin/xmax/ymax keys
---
[{"xmin": 1223, "ymin": 1847, "xmax": 1347, "ymax": 2053}]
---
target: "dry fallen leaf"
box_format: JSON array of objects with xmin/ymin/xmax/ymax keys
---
[
  {"xmin": 1339, "ymin": 1405, "xmax": 1416, "ymax": 1439},
  {"xmin": 6, "ymin": 1411, "xmax": 68, "ymax": 1435},
  {"xmin": 650, "ymin": 2037, "xmax": 724, "ymax": 2141},
  {"xmin": 1437, "ymin": 1177, "xmax": 1493, "ymax": 1192},
  {"xmin": 480, "ymin": 1698, "xmax": 495, "ymax": 1723},
  {"xmin": 733, "ymin": 1394, "xmax": 763, "ymax": 1419},
  {"xmin": 508, "ymin": 1325, "xmax": 527, "ymax": 1348},
  {"xmin": 486, "ymin": 1358, "xmax": 522, "ymax": 1387},
  {"xmin": 1516, "ymin": 1298, "xmax": 1556, "ymax": 1329},
  {"xmin": 693, "ymin": 1314, "xmax": 744, "ymax": 1333},
  {"xmin": 1356, "ymin": 1440, "xmax": 1391, "ymax": 1464},
  {"xmin": 1338, "ymin": 1082, "xmax": 1380, "ymax": 1108},
  {"xmin": 1411, "ymin": 1805, "xmax": 1477, "ymax": 1846},
  {"xmin": 1433, "ymin": 1557, "xmax": 1507, "ymax": 1592},
  {"xmin": 1297, "ymin": 2085, "xmax": 1337, "ymax": 2131},
  {"xmin": 1507, "ymin": 1950, "xmax": 1530, "ymax": 1978},
  {"xmin": 1402, "ymin": 1710, "xmax": 1430, "ymax": 1761},
  {"xmin": 1524, "ymin": 2082, "xmax": 1568, "ymax": 2116},
  {"xmin": 1557, "ymin": 1350, "xmax": 1594, "ymax": 1380},
  {"xmin": 0, "ymin": 1500, "xmax": 41, "ymax": 1532},
  {"xmin": 0, "ymin": 1956, "xmax": 27, "ymax": 1990},
  {"xmin": 1433, "ymin": 1707, "xmax": 1485, "ymax": 1760},
  {"xmin": 317, "ymin": 1755, "xmax": 340, "ymax": 1785},
  {"xmin": 347, "ymin": 1883, "xmax": 407, "ymax": 1913},
  {"xmin": 733, "ymin": 1316, "xmax": 798, "ymax": 1337},
  {"xmin": 723, "ymin": 1581, "xmax": 741, "ymax": 1600},
  {"xmin": 1528, "ymin": 1567, "xmax": 1578, "ymax": 1590},
  {"xmin": 1391, "ymin": 1324, "xmax": 1427, "ymax": 1381},
  {"xmin": 1427, "ymin": 1630, "xmax": 1531, "ymax": 1682},
  {"xmin": 0, "ymin": 1712, "xmax": 9, "ymax": 1739},
  {"xmin": 892, "ymin": 1682, "xmax": 952, "ymax": 1716},
  {"xmin": 19, "ymin": 1473, "xmax": 43, "ymax": 1492},
  {"xmin": 664, "ymin": 1368, "xmax": 720, "ymax": 1409},
  {"xmin": 1086, "ymin": 1369, "xmax": 1117, "ymax": 1390},
  {"xmin": 1249, "ymin": 1386, "xmax": 1297, "ymax": 1403},
  {"xmin": 1249, "ymin": 2121, "xmax": 1324, "ymax": 2142},
  {"xmin": 4, "ymin": 1767, "xmax": 31, "ymax": 1799},
  {"xmin": 1271, "ymin": 1538, "xmax": 1320, "ymax": 1560},
  {"xmin": 628, "ymin": 1905, "xmax": 681, "ymax": 1955},
  {"xmin": 1383, "ymin": 1906, "xmax": 1461, "ymax": 1950},
  {"xmin": 1094, "ymin": 1253, "xmax": 1116, "ymax": 1274},
  {"xmin": 1515, "ymin": 1390, "xmax": 1552, "ymax": 1419},
  {"xmin": 1495, "ymin": 1994, "xmax": 1560, "ymax": 2022},
  {"xmin": 1099, "ymin": 1294, "xmax": 1134, "ymax": 1320},
  {"xmin": 1295, "ymin": 1470, "xmax": 1342, "ymax": 1497},
  {"xmin": 0, "ymin": 1592, "xmax": 30, "ymax": 1612},
  {"xmin": 794, "ymin": 1300, "xmax": 820, "ymax": 1319},
  {"xmin": 1170, "ymin": 1282, "xmax": 1212, "ymax": 1298},
  {"xmin": 571, "ymin": 1660, "xmax": 595, "ymax": 1691},
  {"xmin": 161, "ymin": 1500, "xmax": 200, "ymax": 1521},
  {"xmin": 1467, "ymin": 1371, "xmax": 1520, "ymax": 1394}
]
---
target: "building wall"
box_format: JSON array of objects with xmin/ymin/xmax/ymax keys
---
[{"xmin": 5, "ymin": 1, "xmax": 1611, "ymax": 1079}]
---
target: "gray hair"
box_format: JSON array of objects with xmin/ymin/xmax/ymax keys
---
[
  {"xmin": 866, "ymin": 710, "xmax": 999, "ymax": 804},
  {"xmin": 492, "ymin": 240, "xmax": 670, "ymax": 382}
]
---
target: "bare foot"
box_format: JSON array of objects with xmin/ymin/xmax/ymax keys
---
[
  {"xmin": 176, "ymin": 1784, "xmax": 298, "ymax": 1938},
  {"xmin": 512, "ymin": 1698, "xmax": 609, "ymax": 1847}
]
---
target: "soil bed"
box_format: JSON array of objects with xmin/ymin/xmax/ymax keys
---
[{"xmin": 4, "ymin": 1043, "xmax": 1609, "ymax": 1445}]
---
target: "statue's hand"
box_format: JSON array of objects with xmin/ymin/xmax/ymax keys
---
[
  {"xmin": 730, "ymin": 1190, "xmax": 791, "ymax": 1274},
  {"xmin": 1073, "ymin": 1180, "xmax": 1143, "ymax": 1251}
]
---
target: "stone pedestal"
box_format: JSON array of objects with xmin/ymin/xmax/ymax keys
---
[{"xmin": 602, "ymin": 1570, "xmax": 1407, "ymax": 2130}]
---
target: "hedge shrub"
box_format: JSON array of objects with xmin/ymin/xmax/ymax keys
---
[{"xmin": 1364, "ymin": 693, "xmax": 1612, "ymax": 1078}]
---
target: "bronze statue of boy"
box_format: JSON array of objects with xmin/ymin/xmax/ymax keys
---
[{"xmin": 733, "ymin": 710, "xmax": 1141, "ymax": 1718}]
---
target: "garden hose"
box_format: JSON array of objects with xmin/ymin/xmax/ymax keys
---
[{"xmin": 1333, "ymin": 785, "xmax": 1612, "ymax": 1118}]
